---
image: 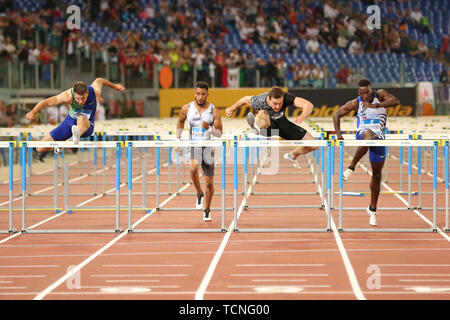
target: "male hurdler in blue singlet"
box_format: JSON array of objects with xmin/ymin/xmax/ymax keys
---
[
  {"xmin": 26, "ymin": 78, "xmax": 125, "ymax": 153},
  {"xmin": 333, "ymin": 79, "xmax": 400, "ymax": 226}
]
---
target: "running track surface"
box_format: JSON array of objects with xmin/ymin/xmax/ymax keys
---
[{"xmin": 0, "ymin": 145, "xmax": 449, "ymax": 300}]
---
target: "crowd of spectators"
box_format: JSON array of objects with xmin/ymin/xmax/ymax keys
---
[{"xmin": 0, "ymin": 0, "xmax": 447, "ymax": 91}]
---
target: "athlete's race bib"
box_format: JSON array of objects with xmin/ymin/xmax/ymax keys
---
[
  {"xmin": 70, "ymin": 109, "xmax": 92, "ymax": 120},
  {"xmin": 362, "ymin": 119, "xmax": 382, "ymax": 136},
  {"xmin": 191, "ymin": 126, "xmax": 209, "ymax": 141}
]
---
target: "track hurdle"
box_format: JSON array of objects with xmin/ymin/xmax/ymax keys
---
[
  {"xmin": 232, "ymin": 139, "xmax": 331, "ymax": 232},
  {"xmin": 0, "ymin": 142, "xmax": 17, "ymax": 233},
  {"xmin": 336, "ymin": 139, "xmax": 440, "ymax": 232},
  {"xmin": 20, "ymin": 141, "xmax": 123, "ymax": 234},
  {"xmin": 127, "ymin": 139, "xmax": 228, "ymax": 233}
]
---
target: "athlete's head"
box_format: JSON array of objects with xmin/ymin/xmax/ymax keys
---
[
  {"xmin": 72, "ymin": 81, "xmax": 89, "ymax": 105},
  {"xmin": 194, "ymin": 81, "xmax": 209, "ymax": 106},
  {"xmin": 357, "ymin": 79, "xmax": 373, "ymax": 102},
  {"xmin": 268, "ymin": 86, "xmax": 285, "ymax": 112}
]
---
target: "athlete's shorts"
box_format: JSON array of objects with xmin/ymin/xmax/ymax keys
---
[
  {"xmin": 356, "ymin": 129, "xmax": 386, "ymax": 163},
  {"xmin": 190, "ymin": 146, "xmax": 215, "ymax": 176},
  {"xmin": 50, "ymin": 116, "xmax": 94, "ymax": 141},
  {"xmin": 260, "ymin": 116, "xmax": 307, "ymax": 140}
]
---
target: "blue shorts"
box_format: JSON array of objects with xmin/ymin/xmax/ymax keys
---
[
  {"xmin": 50, "ymin": 116, "xmax": 94, "ymax": 141},
  {"xmin": 356, "ymin": 129, "xmax": 386, "ymax": 163}
]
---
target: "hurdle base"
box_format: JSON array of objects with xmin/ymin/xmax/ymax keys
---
[
  {"xmin": 21, "ymin": 229, "xmax": 123, "ymax": 234},
  {"xmin": 0, "ymin": 228, "xmax": 17, "ymax": 234},
  {"xmin": 234, "ymin": 228, "xmax": 330, "ymax": 233},
  {"xmin": 338, "ymin": 228, "xmax": 436, "ymax": 233},
  {"xmin": 128, "ymin": 228, "xmax": 225, "ymax": 233}
]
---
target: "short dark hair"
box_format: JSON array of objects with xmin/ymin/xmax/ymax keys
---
[
  {"xmin": 73, "ymin": 81, "xmax": 88, "ymax": 95},
  {"xmin": 268, "ymin": 86, "xmax": 284, "ymax": 99},
  {"xmin": 195, "ymin": 81, "xmax": 209, "ymax": 91},
  {"xmin": 358, "ymin": 79, "xmax": 371, "ymax": 87}
]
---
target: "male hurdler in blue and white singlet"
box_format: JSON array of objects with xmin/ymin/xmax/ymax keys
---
[
  {"xmin": 332, "ymin": 79, "xmax": 400, "ymax": 226},
  {"xmin": 26, "ymin": 78, "xmax": 125, "ymax": 154}
]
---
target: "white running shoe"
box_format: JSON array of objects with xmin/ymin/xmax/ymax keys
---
[
  {"xmin": 246, "ymin": 112, "xmax": 259, "ymax": 135},
  {"xmin": 72, "ymin": 125, "xmax": 81, "ymax": 145},
  {"xmin": 343, "ymin": 168, "xmax": 354, "ymax": 181},
  {"xmin": 196, "ymin": 193, "xmax": 204, "ymax": 210},
  {"xmin": 54, "ymin": 147, "xmax": 62, "ymax": 155},
  {"xmin": 283, "ymin": 153, "xmax": 300, "ymax": 168},
  {"xmin": 203, "ymin": 209, "xmax": 212, "ymax": 221},
  {"xmin": 367, "ymin": 206, "xmax": 377, "ymax": 226}
]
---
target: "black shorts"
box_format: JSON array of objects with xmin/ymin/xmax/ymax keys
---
[
  {"xmin": 260, "ymin": 116, "xmax": 307, "ymax": 140},
  {"xmin": 190, "ymin": 147, "xmax": 215, "ymax": 176}
]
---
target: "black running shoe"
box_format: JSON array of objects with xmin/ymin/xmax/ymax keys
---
[{"xmin": 203, "ymin": 208, "xmax": 211, "ymax": 221}]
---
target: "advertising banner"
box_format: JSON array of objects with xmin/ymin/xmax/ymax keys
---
[
  {"xmin": 159, "ymin": 88, "xmax": 272, "ymax": 118},
  {"xmin": 287, "ymin": 87, "xmax": 416, "ymax": 117}
]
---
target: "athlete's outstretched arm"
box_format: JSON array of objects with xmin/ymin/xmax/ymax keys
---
[
  {"xmin": 333, "ymin": 99, "xmax": 358, "ymax": 140},
  {"xmin": 293, "ymin": 97, "xmax": 314, "ymax": 123},
  {"xmin": 225, "ymin": 96, "xmax": 252, "ymax": 117},
  {"xmin": 91, "ymin": 78, "xmax": 126, "ymax": 97},
  {"xmin": 25, "ymin": 90, "xmax": 71, "ymax": 121}
]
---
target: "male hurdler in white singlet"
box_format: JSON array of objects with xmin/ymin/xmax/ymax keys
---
[{"xmin": 176, "ymin": 82, "xmax": 223, "ymax": 221}]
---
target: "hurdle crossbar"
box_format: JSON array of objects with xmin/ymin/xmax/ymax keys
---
[{"xmin": 336, "ymin": 140, "xmax": 442, "ymax": 232}]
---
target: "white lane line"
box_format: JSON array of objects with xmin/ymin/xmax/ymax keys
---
[
  {"xmin": 252, "ymin": 279, "xmax": 307, "ymax": 282},
  {"xmin": 0, "ymin": 265, "xmax": 59, "ymax": 268},
  {"xmin": 90, "ymin": 274, "xmax": 188, "ymax": 277},
  {"xmin": 0, "ymin": 275, "xmax": 46, "ymax": 278},
  {"xmin": 231, "ymin": 274, "xmax": 329, "ymax": 277},
  {"xmin": 33, "ymin": 181, "xmax": 191, "ymax": 300},
  {"xmin": 194, "ymin": 164, "xmax": 259, "ymax": 300},
  {"xmin": 400, "ymin": 279, "xmax": 450, "ymax": 282},
  {"xmin": 316, "ymin": 161, "xmax": 367, "ymax": 300},
  {"xmin": 228, "ymin": 285, "xmax": 331, "ymax": 288},
  {"xmin": 359, "ymin": 163, "xmax": 450, "ymax": 242},
  {"xmin": 102, "ymin": 264, "xmax": 192, "ymax": 267},
  {"xmin": 105, "ymin": 280, "xmax": 160, "ymax": 283},
  {"xmin": 236, "ymin": 264, "xmax": 326, "ymax": 267},
  {"xmin": 378, "ymin": 264, "xmax": 450, "ymax": 267}
]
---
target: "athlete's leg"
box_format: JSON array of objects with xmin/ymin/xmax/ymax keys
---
[
  {"xmin": 349, "ymin": 129, "xmax": 376, "ymax": 168},
  {"xmin": 291, "ymin": 131, "xmax": 319, "ymax": 159},
  {"xmin": 37, "ymin": 117, "xmax": 74, "ymax": 153},
  {"xmin": 369, "ymin": 160, "xmax": 385, "ymax": 210},
  {"xmin": 75, "ymin": 115, "xmax": 90, "ymax": 135},
  {"xmin": 255, "ymin": 110, "xmax": 270, "ymax": 129},
  {"xmin": 344, "ymin": 129, "xmax": 376, "ymax": 180},
  {"xmin": 190, "ymin": 160, "xmax": 203, "ymax": 195},
  {"xmin": 203, "ymin": 175, "xmax": 214, "ymax": 210},
  {"xmin": 36, "ymin": 132, "xmax": 55, "ymax": 153}
]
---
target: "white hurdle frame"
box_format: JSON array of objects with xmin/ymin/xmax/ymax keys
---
[
  {"xmin": 337, "ymin": 139, "xmax": 443, "ymax": 233},
  {"xmin": 232, "ymin": 139, "xmax": 331, "ymax": 233},
  {"xmin": 0, "ymin": 142, "xmax": 17, "ymax": 233},
  {"xmin": 127, "ymin": 139, "xmax": 228, "ymax": 233},
  {"xmin": 20, "ymin": 141, "xmax": 123, "ymax": 234}
]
